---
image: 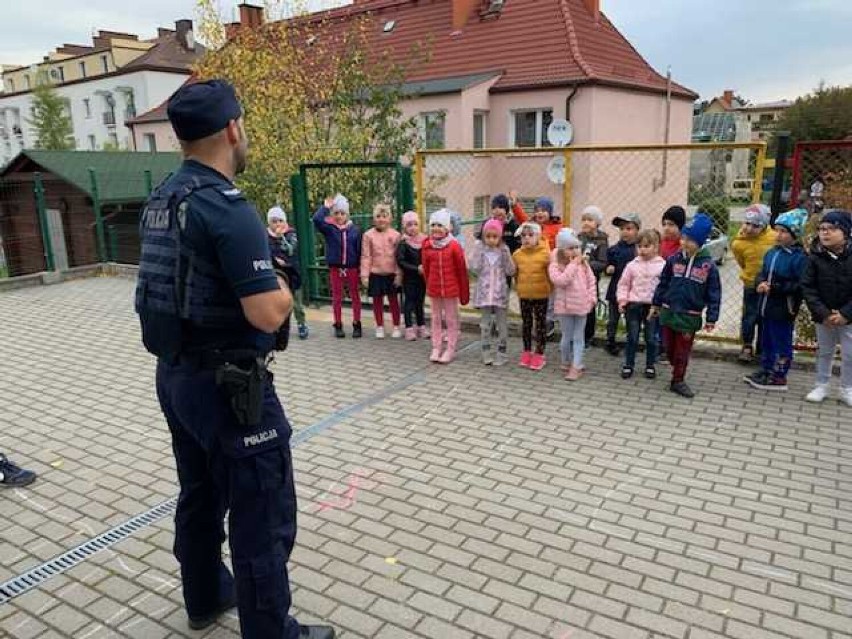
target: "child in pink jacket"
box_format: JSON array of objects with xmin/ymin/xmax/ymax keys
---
[
  {"xmin": 548, "ymin": 229, "xmax": 597, "ymax": 381},
  {"xmin": 617, "ymin": 229, "xmax": 666, "ymax": 379},
  {"xmin": 361, "ymin": 203, "xmax": 403, "ymax": 338}
]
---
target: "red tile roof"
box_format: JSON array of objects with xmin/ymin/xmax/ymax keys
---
[{"xmin": 287, "ymin": 0, "xmax": 696, "ymax": 98}]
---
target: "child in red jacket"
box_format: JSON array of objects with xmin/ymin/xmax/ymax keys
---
[{"xmin": 422, "ymin": 208, "xmax": 470, "ymax": 364}]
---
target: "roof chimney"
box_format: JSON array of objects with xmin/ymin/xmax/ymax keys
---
[
  {"xmin": 452, "ymin": 0, "xmax": 480, "ymax": 31},
  {"xmin": 723, "ymin": 89, "xmax": 734, "ymax": 108},
  {"xmin": 584, "ymin": 0, "xmax": 600, "ymax": 22},
  {"xmin": 175, "ymin": 19, "xmax": 195, "ymax": 50},
  {"xmin": 225, "ymin": 22, "xmax": 241, "ymax": 40},
  {"xmin": 238, "ymin": 3, "xmax": 264, "ymax": 29}
]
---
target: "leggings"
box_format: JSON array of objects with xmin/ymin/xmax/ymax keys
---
[
  {"xmin": 558, "ymin": 314, "xmax": 586, "ymax": 368},
  {"xmin": 403, "ymin": 281, "xmax": 426, "ymax": 328},
  {"xmin": 329, "ymin": 267, "xmax": 362, "ymax": 325},
  {"xmin": 372, "ymin": 294, "xmax": 401, "ymax": 328},
  {"xmin": 431, "ymin": 297, "xmax": 460, "ymax": 354},
  {"xmin": 520, "ymin": 298, "xmax": 548, "ymax": 354},
  {"xmin": 662, "ymin": 326, "xmax": 695, "ymax": 383}
]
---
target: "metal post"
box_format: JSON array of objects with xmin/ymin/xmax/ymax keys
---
[
  {"xmin": 414, "ymin": 151, "xmax": 425, "ymax": 227},
  {"xmin": 144, "ymin": 169, "xmax": 153, "ymax": 196},
  {"xmin": 290, "ymin": 172, "xmax": 316, "ymax": 303},
  {"xmin": 751, "ymin": 142, "xmax": 768, "ymax": 205},
  {"xmin": 89, "ymin": 168, "xmax": 107, "ymax": 262},
  {"xmin": 400, "ymin": 166, "xmax": 414, "ymax": 215},
  {"xmin": 33, "ymin": 172, "xmax": 55, "ymax": 271},
  {"xmin": 771, "ymin": 133, "xmax": 791, "ymax": 218},
  {"xmin": 107, "ymin": 225, "xmax": 118, "ymax": 262},
  {"xmin": 562, "ymin": 148, "xmax": 573, "ymax": 226}
]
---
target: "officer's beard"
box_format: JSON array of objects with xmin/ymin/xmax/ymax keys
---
[{"xmin": 233, "ymin": 126, "xmax": 249, "ymax": 176}]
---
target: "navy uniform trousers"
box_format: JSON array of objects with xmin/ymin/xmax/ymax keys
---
[{"xmin": 156, "ymin": 359, "xmax": 300, "ymax": 639}]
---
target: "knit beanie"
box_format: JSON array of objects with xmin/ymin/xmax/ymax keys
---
[
  {"xmin": 556, "ymin": 228, "xmax": 580, "ymax": 249},
  {"xmin": 535, "ymin": 197, "xmax": 554, "ymax": 216},
  {"xmin": 743, "ymin": 204, "xmax": 770, "ymax": 229},
  {"xmin": 662, "ymin": 205, "xmax": 686, "ymax": 230},
  {"xmin": 332, "ymin": 193, "xmax": 349, "ymax": 215},
  {"xmin": 821, "ymin": 210, "xmax": 852, "ymax": 237},
  {"xmin": 402, "ymin": 210, "xmax": 419, "ymax": 226},
  {"xmin": 267, "ymin": 206, "xmax": 286, "ymax": 224},
  {"xmin": 491, "ymin": 194, "xmax": 510, "ymax": 213},
  {"xmin": 515, "ymin": 221, "xmax": 541, "ymax": 238},
  {"xmin": 682, "ymin": 213, "xmax": 713, "ymax": 246},
  {"xmin": 581, "ymin": 205, "xmax": 603, "ymax": 226},
  {"xmin": 430, "ymin": 208, "xmax": 452, "ymax": 229},
  {"xmin": 482, "ymin": 218, "xmax": 504, "ymax": 236},
  {"xmin": 773, "ymin": 211, "xmax": 805, "ymax": 239}
]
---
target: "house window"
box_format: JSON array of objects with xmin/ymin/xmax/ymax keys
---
[
  {"xmin": 101, "ymin": 55, "xmax": 109, "ymax": 73},
  {"xmin": 88, "ymin": 134, "xmax": 96, "ymax": 150},
  {"xmin": 759, "ymin": 113, "xmax": 773, "ymax": 122},
  {"xmin": 79, "ymin": 61, "xmax": 87, "ymax": 78},
  {"xmin": 512, "ymin": 108, "xmax": 553, "ymax": 148},
  {"xmin": 24, "ymin": 75, "xmax": 31, "ymax": 90},
  {"xmin": 107, "ymin": 132, "xmax": 119, "ymax": 147},
  {"xmin": 473, "ymin": 195, "xmax": 491, "ymax": 220},
  {"xmin": 6, "ymin": 78, "xmax": 13, "ymax": 91},
  {"xmin": 473, "ymin": 112, "xmax": 487, "ymax": 149},
  {"xmin": 57, "ymin": 67, "xmax": 65, "ymax": 82},
  {"xmin": 425, "ymin": 196, "xmax": 447, "ymax": 217},
  {"xmin": 143, "ymin": 133, "xmax": 157, "ymax": 152},
  {"xmin": 418, "ymin": 111, "xmax": 445, "ymax": 150},
  {"xmin": 83, "ymin": 98, "xmax": 91, "ymax": 118}
]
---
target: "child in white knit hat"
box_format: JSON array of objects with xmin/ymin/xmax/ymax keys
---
[{"xmin": 578, "ymin": 205, "xmax": 609, "ymax": 346}]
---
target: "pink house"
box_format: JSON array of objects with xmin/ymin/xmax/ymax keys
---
[{"xmin": 129, "ymin": 0, "xmax": 697, "ymax": 227}]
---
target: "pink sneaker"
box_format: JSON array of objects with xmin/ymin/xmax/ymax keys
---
[
  {"xmin": 430, "ymin": 348, "xmax": 442, "ymax": 362},
  {"xmin": 565, "ymin": 366, "xmax": 583, "ymax": 381},
  {"xmin": 418, "ymin": 325, "xmax": 430, "ymax": 339},
  {"xmin": 405, "ymin": 327, "xmax": 417, "ymax": 341},
  {"xmin": 439, "ymin": 349, "xmax": 455, "ymax": 364},
  {"xmin": 560, "ymin": 363, "xmax": 571, "ymax": 372},
  {"xmin": 519, "ymin": 351, "xmax": 532, "ymax": 368},
  {"xmin": 529, "ymin": 353, "xmax": 546, "ymax": 371}
]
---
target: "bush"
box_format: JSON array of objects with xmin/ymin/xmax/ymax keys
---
[{"xmin": 696, "ymin": 197, "xmax": 731, "ymax": 230}]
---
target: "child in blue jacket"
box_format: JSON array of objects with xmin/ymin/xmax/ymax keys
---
[
  {"xmin": 651, "ymin": 213, "xmax": 722, "ymax": 398},
  {"xmin": 604, "ymin": 213, "xmax": 640, "ymax": 355},
  {"xmin": 744, "ymin": 212, "xmax": 808, "ymax": 391},
  {"xmin": 313, "ymin": 194, "xmax": 363, "ymax": 338}
]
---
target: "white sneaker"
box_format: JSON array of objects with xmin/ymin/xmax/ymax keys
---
[
  {"xmin": 841, "ymin": 387, "xmax": 852, "ymax": 408},
  {"xmin": 375, "ymin": 326, "xmax": 385, "ymax": 339},
  {"xmin": 805, "ymin": 383, "xmax": 830, "ymax": 403},
  {"xmin": 391, "ymin": 326, "xmax": 402, "ymax": 339}
]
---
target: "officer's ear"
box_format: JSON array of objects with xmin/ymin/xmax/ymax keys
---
[{"xmin": 224, "ymin": 119, "xmax": 242, "ymax": 145}]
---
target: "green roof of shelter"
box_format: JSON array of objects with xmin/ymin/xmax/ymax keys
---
[{"xmin": 1, "ymin": 150, "xmax": 182, "ymax": 204}]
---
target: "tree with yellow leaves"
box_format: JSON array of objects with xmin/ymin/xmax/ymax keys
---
[{"xmin": 194, "ymin": 0, "xmax": 423, "ymax": 214}]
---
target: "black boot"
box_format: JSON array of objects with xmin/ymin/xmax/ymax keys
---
[
  {"xmin": 670, "ymin": 381, "xmax": 695, "ymax": 398},
  {"xmin": 352, "ymin": 321, "xmax": 362, "ymax": 339},
  {"xmin": 333, "ymin": 322, "xmax": 345, "ymax": 338},
  {"xmin": 299, "ymin": 625, "xmax": 336, "ymax": 639}
]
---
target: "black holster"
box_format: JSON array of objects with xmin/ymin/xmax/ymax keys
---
[{"xmin": 215, "ymin": 356, "xmax": 267, "ymax": 428}]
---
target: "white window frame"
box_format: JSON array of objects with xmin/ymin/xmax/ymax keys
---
[
  {"xmin": 79, "ymin": 61, "xmax": 87, "ymax": 78},
  {"xmin": 88, "ymin": 134, "xmax": 96, "ymax": 150},
  {"xmin": 83, "ymin": 98, "xmax": 91, "ymax": 119},
  {"xmin": 101, "ymin": 55, "xmax": 109, "ymax": 74},
  {"xmin": 509, "ymin": 108, "xmax": 554, "ymax": 148},
  {"xmin": 418, "ymin": 111, "xmax": 446, "ymax": 150},
  {"xmin": 143, "ymin": 133, "xmax": 157, "ymax": 152},
  {"xmin": 473, "ymin": 111, "xmax": 487, "ymax": 149}
]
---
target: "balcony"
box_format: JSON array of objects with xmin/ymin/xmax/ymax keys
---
[{"xmin": 103, "ymin": 111, "xmax": 116, "ymax": 127}]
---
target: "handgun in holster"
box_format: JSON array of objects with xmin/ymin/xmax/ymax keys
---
[{"xmin": 215, "ymin": 356, "xmax": 266, "ymax": 427}]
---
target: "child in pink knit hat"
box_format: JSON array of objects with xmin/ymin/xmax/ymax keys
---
[{"xmin": 396, "ymin": 211, "xmax": 429, "ymax": 340}]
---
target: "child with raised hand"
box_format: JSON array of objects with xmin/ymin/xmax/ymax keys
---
[
  {"xmin": 396, "ymin": 211, "xmax": 429, "ymax": 341},
  {"xmin": 549, "ymin": 228, "xmax": 596, "ymax": 381},
  {"xmin": 513, "ymin": 222, "xmax": 551, "ymax": 371},
  {"xmin": 422, "ymin": 209, "xmax": 469, "ymax": 364},
  {"xmin": 743, "ymin": 212, "xmax": 808, "ymax": 392},
  {"xmin": 617, "ymin": 229, "xmax": 665, "ymax": 380},
  {"xmin": 532, "ymin": 197, "xmax": 561, "ymax": 250},
  {"xmin": 731, "ymin": 204, "xmax": 776, "ymax": 363},
  {"xmin": 578, "ymin": 205, "xmax": 609, "ymax": 344},
  {"xmin": 801, "ymin": 210, "xmax": 852, "ymax": 406},
  {"xmin": 361, "ymin": 203, "xmax": 403, "ymax": 339},
  {"xmin": 651, "ymin": 213, "xmax": 722, "ymax": 398},
  {"xmin": 604, "ymin": 213, "xmax": 641, "ymax": 356},
  {"xmin": 313, "ymin": 194, "xmax": 362, "ymax": 338},
  {"xmin": 468, "ymin": 219, "xmax": 516, "ymax": 366}
]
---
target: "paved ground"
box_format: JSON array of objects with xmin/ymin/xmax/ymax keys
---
[{"xmin": 0, "ymin": 276, "xmax": 850, "ymax": 639}]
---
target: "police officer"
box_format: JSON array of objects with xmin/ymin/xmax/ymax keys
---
[{"xmin": 135, "ymin": 80, "xmax": 334, "ymax": 639}]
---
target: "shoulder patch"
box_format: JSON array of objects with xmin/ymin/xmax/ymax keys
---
[{"xmin": 220, "ymin": 187, "xmax": 244, "ymax": 200}]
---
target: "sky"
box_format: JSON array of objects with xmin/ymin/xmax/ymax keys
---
[{"xmin": 1, "ymin": 0, "xmax": 849, "ymax": 103}]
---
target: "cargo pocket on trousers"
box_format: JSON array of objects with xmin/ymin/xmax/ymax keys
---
[{"xmin": 251, "ymin": 553, "xmax": 286, "ymax": 611}]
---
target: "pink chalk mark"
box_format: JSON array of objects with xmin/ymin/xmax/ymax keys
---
[{"xmin": 316, "ymin": 470, "xmax": 371, "ymax": 512}]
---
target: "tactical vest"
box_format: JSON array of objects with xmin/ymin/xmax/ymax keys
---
[{"xmin": 135, "ymin": 174, "xmax": 244, "ymax": 363}]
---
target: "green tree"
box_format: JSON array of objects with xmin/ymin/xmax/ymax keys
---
[
  {"xmin": 774, "ymin": 83, "xmax": 852, "ymax": 145},
  {"xmin": 28, "ymin": 83, "xmax": 74, "ymax": 150}
]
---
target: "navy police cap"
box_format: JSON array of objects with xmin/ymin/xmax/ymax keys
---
[{"xmin": 167, "ymin": 79, "xmax": 243, "ymax": 142}]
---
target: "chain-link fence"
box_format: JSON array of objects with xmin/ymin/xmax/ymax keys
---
[
  {"xmin": 791, "ymin": 140, "xmax": 852, "ymax": 211},
  {"xmin": 416, "ymin": 143, "xmax": 771, "ymax": 344}
]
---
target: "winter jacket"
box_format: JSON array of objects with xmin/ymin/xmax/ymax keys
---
[
  {"xmin": 605, "ymin": 240, "xmax": 638, "ymax": 301},
  {"xmin": 313, "ymin": 206, "xmax": 361, "ymax": 268},
  {"xmin": 578, "ymin": 230, "xmax": 609, "ymax": 278},
  {"xmin": 757, "ymin": 244, "xmax": 807, "ymax": 321},
  {"xmin": 801, "ymin": 239, "xmax": 852, "ymax": 324},
  {"xmin": 512, "ymin": 240, "xmax": 551, "ymax": 300},
  {"xmin": 360, "ymin": 227, "xmax": 402, "ymax": 279},
  {"xmin": 732, "ymin": 226, "xmax": 775, "ymax": 287},
  {"xmin": 617, "ymin": 256, "xmax": 666, "ymax": 306},
  {"xmin": 653, "ymin": 248, "xmax": 722, "ymax": 324},
  {"xmin": 267, "ymin": 227, "xmax": 302, "ymax": 290},
  {"xmin": 467, "ymin": 241, "xmax": 516, "ymax": 308},
  {"xmin": 422, "ymin": 238, "xmax": 470, "ymax": 304},
  {"xmin": 541, "ymin": 221, "xmax": 562, "ymax": 251},
  {"xmin": 396, "ymin": 240, "xmax": 425, "ymax": 289},
  {"xmin": 548, "ymin": 255, "xmax": 597, "ymax": 316},
  {"xmin": 660, "ymin": 235, "xmax": 681, "ymax": 260}
]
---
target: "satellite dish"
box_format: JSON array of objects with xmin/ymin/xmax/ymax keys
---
[
  {"xmin": 547, "ymin": 119, "xmax": 573, "ymax": 147},
  {"xmin": 546, "ymin": 155, "xmax": 566, "ymax": 185}
]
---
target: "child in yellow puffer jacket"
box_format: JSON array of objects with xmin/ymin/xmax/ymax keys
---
[
  {"xmin": 512, "ymin": 222, "xmax": 551, "ymax": 371},
  {"xmin": 732, "ymin": 204, "xmax": 776, "ymax": 363}
]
